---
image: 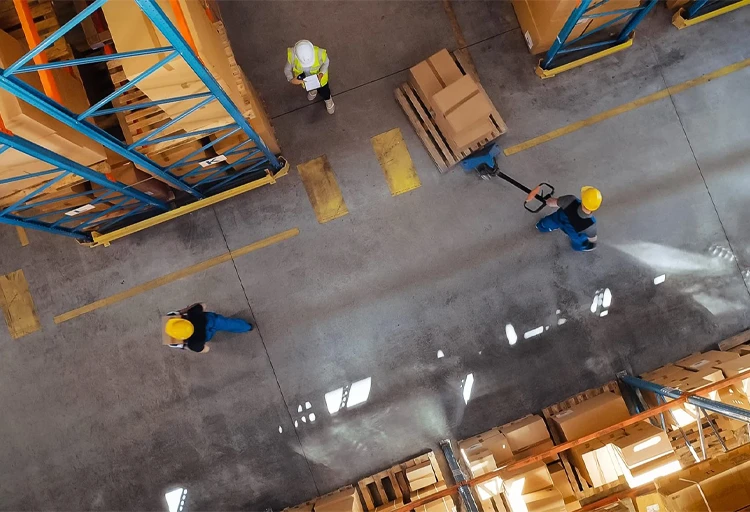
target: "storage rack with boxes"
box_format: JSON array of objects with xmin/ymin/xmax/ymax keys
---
[{"xmin": 0, "ymin": 0, "xmax": 285, "ymax": 245}]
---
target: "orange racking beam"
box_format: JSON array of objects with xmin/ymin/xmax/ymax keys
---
[{"xmin": 12, "ymin": 0, "xmax": 62, "ymax": 103}]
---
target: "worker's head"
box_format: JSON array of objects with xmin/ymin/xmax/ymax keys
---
[
  {"xmin": 293, "ymin": 40, "xmax": 316, "ymax": 67},
  {"xmin": 164, "ymin": 318, "xmax": 194, "ymax": 341},
  {"xmin": 580, "ymin": 186, "xmax": 602, "ymax": 212}
]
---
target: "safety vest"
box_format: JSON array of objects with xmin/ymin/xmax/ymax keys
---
[{"xmin": 287, "ymin": 46, "xmax": 329, "ymax": 87}]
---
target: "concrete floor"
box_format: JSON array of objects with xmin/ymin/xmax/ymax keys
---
[{"xmin": 1, "ymin": 1, "xmax": 750, "ymax": 510}]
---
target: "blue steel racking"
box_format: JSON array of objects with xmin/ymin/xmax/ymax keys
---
[
  {"xmin": 0, "ymin": 0, "xmax": 283, "ymax": 244},
  {"xmin": 673, "ymin": 0, "xmax": 750, "ymax": 28},
  {"xmin": 537, "ymin": 0, "xmax": 660, "ymax": 78}
]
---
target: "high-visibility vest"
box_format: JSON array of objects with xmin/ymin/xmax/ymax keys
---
[{"xmin": 287, "ymin": 46, "xmax": 329, "ymax": 87}]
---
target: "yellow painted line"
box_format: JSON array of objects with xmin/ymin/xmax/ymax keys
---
[
  {"xmin": 371, "ymin": 128, "xmax": 421, "ymax": 196},
  {"xmin": 88, "ymin": 160, "xmax": 290, "ymax": 248},
  {"xmin": 505, "ymin": 57, "xmax": 750, "ymax": 156},
  {"xmin": 297, "ymin": 155, "xmax": 348, "ymax": 223},
  {"xmin": 535, "ymin": 35, "xmax": 633, "ymax": 79},
  {"xmin": 0, "ymin": 269, "xmax": 41, "ymax": 339},
  {"xmin": 54, "ymin": 228, "xmax": 299, "ymax": 324},
  {"xmin": 673, "ymin": 0, "xmax": 750, "ymax": 29},
  {"xmin": 16, "ymin": 227, "xmax": 29, "ymax": 247}
]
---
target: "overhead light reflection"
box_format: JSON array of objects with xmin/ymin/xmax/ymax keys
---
[
  {"xmin": 437, "ymin": 350, "xmax": 445, "ymax": 358},
  {"xmin": 524, "ymin": 326, "xmax": 544, "ymax": 339},
  {"xmin": 165, "ymin": 488, "xmax": 187, "ymax": 512},
  {"xmin": 346, "ymin": 377, "xmax": 372, "ymax": 408},
  {"xmin": 506, "ymin": 324, "xmax": 518, "ymax": 345},
  {"xmin": 462, "ymin": 373, "xmax": 474, "ymax": 404},
  {"xmin": 654, "ymin": 274, "xmax": 666, "ymax": 285}
]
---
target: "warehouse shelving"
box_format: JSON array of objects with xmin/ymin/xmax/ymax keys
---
[
  {"xmin": 0, "ymin": 0, "xmax": 284, "ymax": 245},
  {"xmin": 672, "ymin": 0, "xmax": 750, "ymax": 28},
  {"xmin": 537, "ymin": 0, "xmax": 660, "ymax": 78}
]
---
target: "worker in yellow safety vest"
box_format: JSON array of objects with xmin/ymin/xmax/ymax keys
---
[{"xmin": 285, "ymin": 40, "xmax": 334, "ymax": 114}]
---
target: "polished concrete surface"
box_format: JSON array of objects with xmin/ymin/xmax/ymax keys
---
[{"xmin": 1, "ymin": 2, "xmax": 750, "ymax": 510}]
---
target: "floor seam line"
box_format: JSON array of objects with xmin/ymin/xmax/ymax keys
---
[
  {"xmin": 270, "ymin": 27, "xmax": 519, "ymax": 121},
  {"xmin": 647, "ymin": 40, "xmax": 750, "ymax": 300},
  {"xmin": 210, "ymin": 207, "xmax": 321, "ymax": 495}
]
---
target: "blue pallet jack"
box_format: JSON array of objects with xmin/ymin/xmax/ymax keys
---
[{"xmin": 459, "ymin": 143, "xmax": 555, "ymax": 213}]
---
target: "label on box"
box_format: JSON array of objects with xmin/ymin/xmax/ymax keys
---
[
  {"xmin": 646, "ymin": 506, "xmax": 661, "ymax": 512},
  {"xmin": 64, "ymin": 204, "xmax": 96, "ymax": 216},
  {"xmin": 689, "ymin": 359, "xmax": 710, "ymax": 369},
  {"xmin": 199, "ymin": 155, "xmax": 228, "ymax": 168},
  {"xmin": 524, "ymin": 31, "xmax": 533, "ymax": 49}
]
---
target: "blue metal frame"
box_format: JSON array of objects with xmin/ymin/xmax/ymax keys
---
[
  {"xmin": 0, "ymin": 0, "xmax": 281, "ymax": 204},
  {"xmin": 683, "ymin": 0, "xmax": 741, "ymax": 18},
  {"xmin": 0, "ymin": 132, "xmax": 169, "ymax": 242},
  {"xmin": 541, "ymin": 0, "xmax": 660, "ymax": 71}
]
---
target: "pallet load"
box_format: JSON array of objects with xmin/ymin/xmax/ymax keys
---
[
  {"xmin": 282, "ymin": 486, "xmax": 364, "ymax": 512},
  {"xmin": 510, "ymin": 0, "xmax": 641, "ymax": 55},
  {"xmin": 0, "ymin": 0, "xmax": 73, "ymax": 61},
  {"xmin": 396, "ymin": 49, "xmax": 507, "ymax": 173},
  {"xmin": 501, "ymin": 461, "xmax": 567, "ymax": 512}
]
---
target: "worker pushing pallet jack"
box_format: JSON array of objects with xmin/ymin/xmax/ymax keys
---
[{"xmin": 460, "ymin": 143, "xmax": 602, "ymax": 252}]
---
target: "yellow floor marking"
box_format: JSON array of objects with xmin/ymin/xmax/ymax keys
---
[
  {"xmin": 372, "ymin": 128, "xmax": 421, "ymax": 196},
  {"xmin": 54, "ymin": 228, "xmax": 300, "ymax": 324},
  {"xmin": 297, "ymin": 156, "xmax": 348, "ymax": 223},
  {"xmin": 505, "ymin": 57, "xmax": 750, "ymax": 156},
  {"xmin": 16, "ymin": 227, "xmax": 29, "ymax": 247},
  {"xmin": 0, "ymin": 269, "xmax": 41, "ymax": 339}
]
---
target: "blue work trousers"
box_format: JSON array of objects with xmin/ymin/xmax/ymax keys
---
[
  {"xmin": 204, "ymin": 313, "xmax": 252, "ymax": 342},
  {"xmin": 536, "ymin": 210, "xmax": 593, "ymax": 252}
]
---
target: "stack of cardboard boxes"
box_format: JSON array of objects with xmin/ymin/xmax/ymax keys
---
[
  {"xmin": 502, "ymin": 461, "xmax": 567, "ymax": 512},
  {"xmin": 408, "ymin": 49, "xmax": 502, "ymax": 155},
  {"xmin": 510, "ymin": 0, "xmax": 642, "ymax": 55},
  {"xmin": 282, "ymin": 487, "xmax": 364, "ymax": 512}
]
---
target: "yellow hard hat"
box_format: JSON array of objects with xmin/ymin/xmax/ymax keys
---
[
  {"xmin": 581, "ymin": 186, "xmax": 602, "ymax": 211},
  {"xmin": 165, "ymin": 318, "xmax": 194, "ymax": 340}
]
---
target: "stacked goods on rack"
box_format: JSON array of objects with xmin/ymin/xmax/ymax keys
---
[
  {"xmin": 101, "ymin": 0, "xmax": 279, "ymax": 155},
  {"xmin": 510, "ymin": 0, "xmax": 641, "ymax": 54},
  {"xmin": 0, "ymin": 0, "xmax": 73, "ymax": 61},
  {"xmin": 396, "ymin": 49, "xmax": 507, "ymax": 173},
  {"xmin": 282, "ymin": 486, "xmax": 364, "ymax": 512}
]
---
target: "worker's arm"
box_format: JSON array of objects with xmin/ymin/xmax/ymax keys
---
[
  {"xmin": 285, "ymin": 60, "xmax": 302, "ymax": 84},
  {"xmin": 583, "ymin": 224, "xmax": 598, "ymax": 242},
  {"xmin": 545, "ymin": 197, "xmax": 559, "ymax": 208},
  {"xmin": 317, "ymin": 49, "xmax": 330, "ymax": 79}
]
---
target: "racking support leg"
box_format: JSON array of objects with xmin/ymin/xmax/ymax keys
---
[{"xmin": 439, "ymin": 440, "xmax": 480, "ymax": 512}]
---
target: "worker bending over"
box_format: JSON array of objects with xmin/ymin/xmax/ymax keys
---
[
  {"xmin": 536, "ymin": 186, "xmax": 601, "ymax": 252},
  {"xmin": 163, "ymin": 303, "xmax": 252, "ymax": 354},
  {"xmin": 285, "ymin": 40, "xmax": 334, "ymax": 114}
]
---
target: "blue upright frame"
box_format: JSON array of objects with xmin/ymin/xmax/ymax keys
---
[
  {"xmin": 0, "ymin": 0, "xmax": 281, "ymax": 208},
  {"xmin": 541, "ymin": 0, "xmax": 660, "ymax": 71},
  {"xmin": 0, "ymin": 132, "xmax": 169, "ymax": 242},
  {"xmin": 682, "ymin": 0, "xmax": 742, "ymax": 19}
]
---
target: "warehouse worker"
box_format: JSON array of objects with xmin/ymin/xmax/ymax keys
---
[
  {"xmin": 536, "ymin": 186, "xmax": 602, "ymax": 252},
  {"xmin": 285, "ymin": 39, "xmax": 334, "ymax": 114},
  {"xmin": 162, "ymin": 303, "xmax": 252, "ymax": 354}
]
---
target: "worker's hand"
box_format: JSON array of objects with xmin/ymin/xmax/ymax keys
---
[
  {"xmin": 317, "ymin": 73, "xmax": 324, "ymax": 81},
  {"xmin": 200, "ymin": 345, "xmax": 211, "ymax": 354},
  {"xmin": 290, "ymin": 78, "xmax": 303, "ymax": 85},
  {"xmin": 546, "ymin": 197, "xmax": 559, "ymax": 208}
]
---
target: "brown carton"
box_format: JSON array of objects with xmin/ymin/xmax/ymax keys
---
[
  {"xmin": 432, "ymin": 75, "xmax": 493, "ymax": 135},
  {"xmin": 522, "ymin": 488, "xmax": 566, "ymax": 512},
  {"xmin": 500, "ymin": 414, "xmax": 552, "ymax": 453},
  {"xmin": 674, "ymin": 350, "xmax": 739, "ymax": 371},
  {"xmin": 459, "ymin": 428, "xmax": 514, "ymax": 466},
  {"xmin": 501, "ymin": 461, "xmax": 554, "ymax": 496},
  {"xmin": 611, "ymin": 421, "xmax": 673, "ymax": 469},
  {"xmin": 715, "ymin": 353, "xmax": 750, "ymax": 397},
  {"xmin": 548, "ymin": 462, "xmax": 576, "ymax": 505},
  {"xmin": 408, "ymin": 49, "xmax": 463, "ymax": 107},
  {"xmin": 641, "ymin": 364, "xmax": 685, "ymax": 382},
  {"xmin": 512, "ymin": 439, "xmax": 558, "ymax": 465},
  {"xmin": 314, "ymin": 487, "xmax": 364, "ymax": 512},
  {"xmin": 550, "ymin": 392, "xmax": 630, "ymax": 441}
]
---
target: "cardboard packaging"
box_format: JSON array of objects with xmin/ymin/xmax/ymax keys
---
[
  {"xmin": 431, "ymin": 75, "xmax": 495, "ymax": 152},
  {"xmin": 414, "ymin": 496, "xmax": 456, "ymax": 512},
  {"xmin": 465, "ymin": 449, "xmax": 498, "ymax": 477},
  {"xmin": 715, "ymin": 385, "xmax": 750, "ymax": 430},
  {"xmin": 675, "ymin": 350, "xmax": 739, "ymax": 371},
  {"xmin": 522, "ymin": 488, "xmax": 566, "ymax": 512},
  {"xmin": 640, "ymin": 364, "xmax": 686, "ymax": 383},
  {"xmin": 500, "ymin": 415, "xmax": 552, "ymax": 453},
  {"xmin": 634, "ymin": 492, "xmax": 669, "ymax": 512},
  {"xmin": 714, "ymin": 353, "xmax": 750, "ymax": 397},
  {"xmin": 610, "ymin": 422, "xmax": 673, "ymax": 469},
  {"xmin": 550, "ymin": 392, "xmax": 630, "ymax": 441},
  {"xmin": 621, "ymin": 452, "xmax": 681, "ymax": 489},
  {"xmin": 408, "ymin": 49, "xmax": 463, "ymax": 107},
  {"xmin": 728, "ymin": 343, "xmax": 750, "ymax": 356},
  {"xmin": 460, "ymin": 428, "xmax": 515, "ymax": 467},
  {"xmin": 406, "ymin": 460, "xmax": 438, "ymax": 489},
  {"xmin": 502, "ymin": 461, "xmax": 554, "ymax": 496},
  {"xmin": 104, "ymin": 162, "xmax": 174, "ymax": 202},
  {"xmin": 512, "ymin": 439, "xmax": 558, "ymax": 465},
  {"xmin": 640, "ymin": 367, "xmax": 722, "ymax": 427},
  {"xmin": 314, "ymin": 487, "xmax": 364, "ymax": 512},
  {"xmin": 655, "ymin": 444, "xmax": 750, "ymax": 512}
]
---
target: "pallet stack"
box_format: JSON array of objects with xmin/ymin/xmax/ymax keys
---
[
  {"xmin": 396, "ymin": 49, "xmax": 507, "ymax": 173},
  {"xmin": 0, "ymin": 0, "xmax": 73, "ymax": 61}
]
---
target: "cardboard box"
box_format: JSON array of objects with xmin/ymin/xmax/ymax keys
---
[
  {"xmin": 548, "ymin": 463, "xmax": 575, "ymax": 502},
  {"xmin": 622, "ymin": 452, "xmax": 681, "ymax": 489},
  {"xmin": 611, "ymin": 422, "xmax": 673, "ymax": 469},
  {"xmin": 641, "ymin": 364, "xmax": 688, "ymax": 383},
  {"xmin": 550, "ymin": 392, "xmax": 630, "ymax": 441},
  {"xmin": 475, "ymin": 476, "xmax": 504, "ymax": 501},
  {"xmin": 522, "ymin": 488, "xmax": 566, "ymax": 512},
  {"xmin": 728, "ymin": 343, "xmax": 750, "ymax": 356},
  {"xmin": 500, "ymin": 415, "xmax": 552, "ymax": 453},
  {"xmin": 431, "ymin": 75, "xmax": 493, "ymax": 143},
  {"xmin": 715, "ymin": 385, "xmax": 750, "ymax": 430},
  {"xmin": 314, "ymin": 487, "xmax": 364, "ymax": 512},
  {"xmin": 467, "ymin": 449, "xmax": 498, "ymax": 477},
  {"xmin": 675, "ymin": 350, "xmax": 739, "ymax": 371},
  {"xmin": 410, "ymin": 473, "xmax": 439, "ymax": 491},
  {"xmin": 571, "ymin": 439, "xmax": 623, "ymax": 487},
  {"xmin": 408, "ymin": 49, "xmax": 463, "ymax": 107},
  {"xmin": 512, "ymin": 439, "xmax": 558, "ymax": 465},
  {"xmin": 634, "ymin": 492, "xmax": 669, "ymax": 512},
  {"xmin": 655, "ymin": 444, "xmax": 750, "ymax": 512},
  {"xmin": 502, "ymin": 461, "xmax": 554, "ymax": 497},
  {"xmin": 715, "ymin": 353, "xmax": 750, "ymax": 397},
  {"xmin": 460, "ymin": 428, "xmax": 514, "ymax": 466},
  {"xmin": 406, "ymin": 460, "xmax": 435, "ymax": 482},
  {"xmin": 414, "ymin": 496, "xmax": 455, "ymax": 512}
]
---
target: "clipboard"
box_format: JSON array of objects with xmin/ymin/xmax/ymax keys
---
[{"xmin": 303, "ymin": 74, "xmax": 321, "ymax": 91}]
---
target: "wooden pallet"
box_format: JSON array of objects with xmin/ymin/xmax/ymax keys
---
[
  {"xmin": 357, "ymin": 451, "xmax": 446, "ymax": 511},
  {"xmin": 578, "ymin": 476, "xmax": 630, "ymax": 507},
  {"xmin": 394, "ymin": 51, "xmax": 507, "ymax": 174},
  {"xmin": 668, "ymin": 412, "xmax": 742, "ymax": 467},
  {"xmin": 0, "ymin": 0, "xmax": 73, "ymax": 62},
  {"xmin": 719, "ymin": 329, "xmax": 750, "ymax": 351},
  {"xmin": 541, "ymin": 381, "xmax": 622, "ymax": 500}
]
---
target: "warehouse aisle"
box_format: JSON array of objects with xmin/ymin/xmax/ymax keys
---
[{"xmin": 1, "ymin": 1, "xmax": 750, "ymax": 511}]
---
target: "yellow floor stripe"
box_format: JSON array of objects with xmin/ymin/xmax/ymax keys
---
[
  {"xmin": 0, "ymin": 269, "xmax": 41, "ymax": 339},
  {"xmin": 297, "ymin": 155, "xmax": 348, "ymax": 223},
  {"xmin": 504, "ymin": 57, "xmax": 750, "ymax": 156},
  {"xmin": 371, "ymin": 128, "xmax": 421, "ymax": 196},
  {"xmin": 54, "ymin": 228, "xmax": 300, "ymax": 324},
  {"xmin": 16, "ymin": 227, "xmax": 29, "ymax": 247}
]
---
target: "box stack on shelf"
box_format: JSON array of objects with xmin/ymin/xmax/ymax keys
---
[
  {"xmin": 396, "ymin": 49, "xmax": 507, "ymax": 173},
  {"xmin": 510, "ymin": 0, "xmax": 641, "ymax": 55},
  {"xmin": 0, "ymin": 0, "xmax": 73, "ymax": 61}
]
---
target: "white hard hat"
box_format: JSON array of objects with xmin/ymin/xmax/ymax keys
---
[{"xmin": 293, "ymin": 40, "xmax": 315, "ymax": 67}]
